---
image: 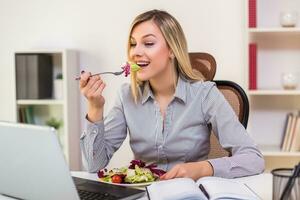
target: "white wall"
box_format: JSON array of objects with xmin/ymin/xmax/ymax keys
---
[{"xmin": 0, "ymin": 0, "xmax": 246, "ymax": 169}]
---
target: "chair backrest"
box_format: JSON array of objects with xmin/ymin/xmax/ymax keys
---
[
  {"xmin": 214, "ymin": 80, "xmax": 249, "ymax": 127},
  {"xmin": 207, "ymin": 80, "xmax": 249, "ymax": 158},
  {"xmin": 189, "ymin": 52, "xmax": 249, "ymax": 159}
]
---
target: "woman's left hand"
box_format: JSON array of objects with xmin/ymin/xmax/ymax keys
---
[{"xmin": 159, "ymin": 161, "xmax": 214, "ymax": 181}]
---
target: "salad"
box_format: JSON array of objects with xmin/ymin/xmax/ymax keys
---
[
  {"xmin": 121, "ymin": 62, "xmax": 141, "ymax": 77},
  {"xmin": 97, "ymin": 160, "xmax": 166, "ymax": 184}
]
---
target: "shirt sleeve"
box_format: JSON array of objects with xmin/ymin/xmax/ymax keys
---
[
  {"xmin": 80, "ymin": 90, "xmax": 127, "ymax": 173},
  {"xmin": 201, "ymin": 83, "xmax": 265, "ymax": 178}
]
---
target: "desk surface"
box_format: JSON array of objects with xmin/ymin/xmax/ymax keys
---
[
  {"xmin": 0, "ymin": 172, "xmax": 272, "ymax": 200},
  {"xmin": 71, "ymin": 171, "xmax": 273, "ymax": 200}
]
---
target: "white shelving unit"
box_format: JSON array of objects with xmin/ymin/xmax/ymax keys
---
[
  {"xmin": 246, "ymin": 0, "xmax": 300, "ymax": 171},
  {"xmin": 249, "ymin": 90, "xmax": 300, "ymax": 95},
  {"xmin": 13, "ymin": 49, "xmax": 81, "ymax": 170},
  {"xmin": 260, "ymin": 145, "xmax": 300, "ymax": 156},
  {"xmin": 17, "ymin": 99, "xmax": 64, "ymax": 105},
  {"xmin": 249, "ymin": 27, "xmax": 300, "ymax": 33}
]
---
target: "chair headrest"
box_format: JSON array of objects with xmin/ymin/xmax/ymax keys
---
[{"xmin": 189, "ymin": 52, "xmax": 217, "ymax": 81}]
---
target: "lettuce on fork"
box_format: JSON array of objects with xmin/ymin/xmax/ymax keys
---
[{"xmin": 121, "ymin": 62, "xmax": 141, "ymax": 77}]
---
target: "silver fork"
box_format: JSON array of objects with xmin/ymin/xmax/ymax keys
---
[{"xmin": 75, "ymin": 70, "xmax": 124, "ymax": 80}]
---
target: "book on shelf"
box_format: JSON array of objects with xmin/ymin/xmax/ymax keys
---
[
  {"xmin": 18, "ymin": 106, "xmax": 35, "ymax": 124},
  {"xmin": 248, "ymin": 43, "xmax": 257, "ymax": 90},
  {"xmin": 15, "ymin": 54, "xmax": 53, "ymax": 99},
  {"xmin": 290, "ymin": 116, "xmax": 300, "ymax": 151},
  {"xmin": 286, "ymin": 115, "xmax": 298, "ymax": 151},
  {"xmin": 27, "ymin": 54, "xmax": 53, "ymax": 99},
  {"xmin": 281, "ymin": 113, "xmax": 293, "ymax": 151},
  {"xmin": 281, "ymin": 112, "xmax": 300, "ymax": 152},
  {"xmin": 24, "ymin": 106, "xmax": 35, "ymax": 124},
  {"xmin": 146, "ymin": 177, "xmax": 260, "ymax": 200},
  {"xmin": 248, "ymin": 0, "xmax": 256, "ymax": 28},
  {"xmin": 15, "ymin": 55, "xmax": 27, "ymax": 99},
  {"xmin": 18, "ymin": 107, "xmax": 25, "ymax": 123}
]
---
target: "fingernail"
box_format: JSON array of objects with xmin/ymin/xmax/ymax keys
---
[{"xmin": 81, "ymin": 70, "xmax": 85, "ymax": 74}]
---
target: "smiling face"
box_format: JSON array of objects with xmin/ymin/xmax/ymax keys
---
[{"xmin": 129, "ymin": 20, "xmax": 173, "ymax": 81}]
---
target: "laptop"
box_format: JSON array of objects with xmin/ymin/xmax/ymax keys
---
[{"xmin": 0, "ymin": 121, "xmax": 145, "ymax": 200}]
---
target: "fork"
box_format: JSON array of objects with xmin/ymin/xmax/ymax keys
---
[{"xmin": 75, "ymin": 70, "xmax": 124, "ymax": 80}]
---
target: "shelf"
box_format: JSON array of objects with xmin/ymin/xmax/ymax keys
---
[
  {"xmin": 248, "ymin": 90, "xmax": 300, "ymax": 95},
  {"xmin": 15, "ymin": 49, "xmax": 69, "ymax": 54},
  {"xmin": 249, "ymin": 28, "xmax": 300, "ymax": 33},
  {"xmin": 260, "ymin": 145, "xmax": 300, "ymax": 156},
  {"xmin": 17, "ymin": 99, "xmax": 64, "ymax": 105}
]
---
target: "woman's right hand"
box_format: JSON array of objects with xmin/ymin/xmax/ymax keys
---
[{"xmin": 79, "ymin": 71, "xmax": 106, "ymax": 122}]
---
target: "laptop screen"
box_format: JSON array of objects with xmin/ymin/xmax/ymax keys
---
[
  {"xmin": 0, "ymin": 122, "xmax": 80, "ymax": 200},
  {"xmin": 0, "ymin": 122, "xmax": 145, "ymax": 200}
]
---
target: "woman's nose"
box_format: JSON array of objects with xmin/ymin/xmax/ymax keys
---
[{"xmin": 131, "ymin": 44, "xmax": 143, "ymax": 57}]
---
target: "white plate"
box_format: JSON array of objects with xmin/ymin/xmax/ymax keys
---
[{"xmin": 98, "ymin": 179, "xmax": 155, "ymax": 187}]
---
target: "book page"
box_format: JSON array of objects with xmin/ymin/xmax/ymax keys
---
[
  {"xmin": 146, "ymin": 178, "xmax": 208, "ymax": 200},
  {"xmin": 196, "ymin": 177, "xmax": 260, "ymax": 200}
]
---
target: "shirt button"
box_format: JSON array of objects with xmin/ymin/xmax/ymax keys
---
[{"xmin": 92, "ymin": 128, "xmax": 98, "ymax": 134}]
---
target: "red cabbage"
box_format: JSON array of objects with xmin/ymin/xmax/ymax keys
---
[
  {"xmin": 129, "ymin": 159, "xmax": 166, "ymax": 177},
  {"xmin": 121, "ymin": 62, "xmax": 130, "ymax": 77}
]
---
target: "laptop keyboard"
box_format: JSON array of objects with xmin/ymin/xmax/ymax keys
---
[{"xmin": 78, "ymin": 189, "xmax": 118, "ymax": 200}]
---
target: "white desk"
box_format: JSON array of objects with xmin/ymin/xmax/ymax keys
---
[
  {"xmin": 71, "ymin": 172, "xmax": 273, "ymax": 200},
  {"xmin": 0, "ymin": 172, "xmax": 272, "ymax": 200}
]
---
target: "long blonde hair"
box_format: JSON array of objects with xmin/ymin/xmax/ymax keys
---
[{"xmin": 127, "ymin": 9, "xmax": 204, "ymax": 103}]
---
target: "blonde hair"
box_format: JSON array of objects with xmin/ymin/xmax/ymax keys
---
[{"xmin": 127, "ymin": 9, "xmax": 204, "ymax": 103}]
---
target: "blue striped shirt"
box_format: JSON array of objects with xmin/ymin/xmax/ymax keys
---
[{"xmin": 80, "ymin": 76, "xmax": 264, "ymax": 178}]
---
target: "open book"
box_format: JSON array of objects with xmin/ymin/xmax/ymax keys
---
[{"xmin": 146, "ymin": 177, "xmax": 260, "ymax": 200}]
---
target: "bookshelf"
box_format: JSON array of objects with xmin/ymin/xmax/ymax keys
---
[
  {"xmin": 246, "ymin": 0, "xmax": 300, "ymax": 171},
  {"xmin": 13, "ymin": 49, "xmax": 81, "ymax": 170}
]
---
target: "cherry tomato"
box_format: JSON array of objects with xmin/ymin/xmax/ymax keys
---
[{"xmin": 111, "ymin": 175, "xmax": 123, "ymax": 183}]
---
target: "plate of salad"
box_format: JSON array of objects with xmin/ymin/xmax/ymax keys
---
[{"xmin": 97, "ymin": 160, "xmax": 166, "ymax": 187}]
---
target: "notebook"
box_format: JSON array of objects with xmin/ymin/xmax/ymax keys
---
[
  {"xmin": 146, "ymin": 177, "xmax": 260, "ymax": 200},
  {"xmin": 0, "ymin": 121, "xmax": 145, "ymax": 200}
]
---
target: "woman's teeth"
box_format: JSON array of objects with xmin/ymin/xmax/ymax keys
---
[{"xmin": 137, "ymin": 62, "xmax": 149, "ymax": 67}]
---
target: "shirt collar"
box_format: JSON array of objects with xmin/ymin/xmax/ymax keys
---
[
  {"xmin": 141, "ymin": 76, "xmax": 187, "ymax": 105},
  {"xmin": 174, "ymin": 75, "xmax": 187, "ymax": 104},
  {"xmin": 141, "ymin": 81, "xmax": 155, "ymax": 104}
]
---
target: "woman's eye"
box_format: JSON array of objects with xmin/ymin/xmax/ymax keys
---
[
  {"xmin": 145, "ymin": 42, "xmax": 154, "ymax": 47},
  {"xmin": 130, "ymin": 43, "xmax": 136, "ymax": 47}
]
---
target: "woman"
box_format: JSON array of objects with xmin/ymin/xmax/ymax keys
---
[{"xmin": 79, "ymin": 9, "xmax": 264, "ymax": 180}]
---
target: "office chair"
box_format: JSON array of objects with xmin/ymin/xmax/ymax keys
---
[{"xmin": 189, "ymin": 52, "xmax": 249, "ymax": 159}]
